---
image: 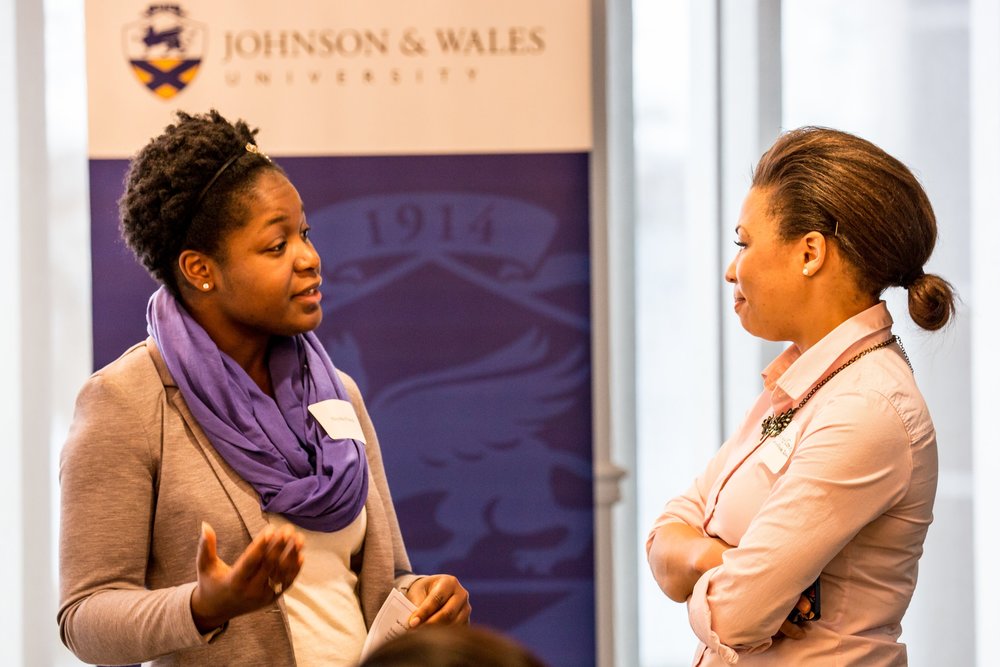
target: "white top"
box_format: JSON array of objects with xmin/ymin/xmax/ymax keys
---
[{"xmin": 267, "ymin": 508, "xmax": 369, "ymax": 666}]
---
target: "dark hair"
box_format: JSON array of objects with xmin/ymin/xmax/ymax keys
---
[
  {"xmin": 118, "ymin": 109, "xmax": 285, "ymax": 295},
  {"xmin": 358, "ymin": 625, "xmax": 547, "ymax": 667},
  {"xmin": 752, "ymin": 126, "xmax": 956, "ymax": 331}
]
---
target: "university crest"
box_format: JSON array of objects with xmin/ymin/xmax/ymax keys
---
[
  {"xmin": 121, "ymin": 4, "xmax": 206, "ymax": 99},
  {"xmin": 308, "ymin": 183, "xmax": 594, "ymax": 637}
]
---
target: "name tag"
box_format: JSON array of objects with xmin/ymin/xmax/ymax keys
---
[
  {"xmin": 308, "ymin": 399, "xmax": 367, "ymax": 444},
  {"xmin": 759, "ymin": 422, "xmax": 798, "ymax": 473}
]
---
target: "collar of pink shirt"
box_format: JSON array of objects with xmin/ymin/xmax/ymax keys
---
[{"xmin": 759, "ymin": 301, "xmax": 896, "ymax": 415}]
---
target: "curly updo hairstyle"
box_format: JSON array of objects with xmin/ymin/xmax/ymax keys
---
[
  {"xmin": 752, "ymin": 126, "xmax": 956, "ymax": 331},
  {"xmin": 119, "ymin": 109, "xmax": 285, "ymax": 296}
]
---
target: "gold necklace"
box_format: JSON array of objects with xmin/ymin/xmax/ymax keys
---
[{"xmin": 759, "ymin": 335, "xmax": 910, "ymax": 439}]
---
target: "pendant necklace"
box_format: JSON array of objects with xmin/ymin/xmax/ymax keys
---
[{"xmin": 760, "ymin": 335, "xmax": 911, "ymax": 439}]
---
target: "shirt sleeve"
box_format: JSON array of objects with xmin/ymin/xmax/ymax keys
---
[
  {"xmin": 686, "ymin": 388, "xmax": 913, "ymax": 657},
  {"xmin": 58, "ymin": 371, "xmax": 216, "ymax": 665}
]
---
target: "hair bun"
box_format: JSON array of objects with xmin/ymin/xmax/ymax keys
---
[{"xmin": 907, "ymin": 272, "xmax": 957, "ymax": 331}]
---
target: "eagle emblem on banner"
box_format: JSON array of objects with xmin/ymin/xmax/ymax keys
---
[{"xmin": 121, "ymin": 4, "xmax": 206, "ymax": 99}]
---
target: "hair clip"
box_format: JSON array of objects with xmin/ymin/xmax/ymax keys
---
[
  {"xmin": 245, "ymin": 142, "xmax": 271, "ymax": 162},
  {"xmin": 194, "ymin": 141, "xmax": 272, "ymax": 209}
]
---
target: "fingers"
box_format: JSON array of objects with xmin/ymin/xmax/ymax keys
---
[
  {"xmin": 777, "ymin": 594, "xmax": 812, "ymax": 640},
  {"xmin": 238, "ymin": 524, "xmax": 305, "ymax": 594},
  {"xmin": 196, "ymin": 521, "xmax": 218, "ymax": 575},
  {"xmin": 276, "ymin": 531, "xmax": 306, "ymax": 585},
  {"xmin": 234, "ymin": 527, "xmax": 285, "ymax": 575},
  {"xmin": 232, "ymin": 525, "xmax": 277, "ymax": 584},
  {"xmin": 407, "ymin": 575, "xmax": 471, "ymax": 627},
  {"xmin": 191, "ymin": 520, "xmax": 308, "ymax": 633},
  {"xmin": 265, "ymin": 528, "xmax": 306, "ymax": 595},
  {"xmin": 191, "ymin": 522, "xmax": 230, "ymax": 633},
  {"xmin": 778, "ymin": 619, "xmax": 806, "ymax": 639}
]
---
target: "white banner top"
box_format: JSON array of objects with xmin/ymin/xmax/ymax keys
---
[{"xmin": 86, "ymin": 0, "xmax": 592, "ymax": 157}]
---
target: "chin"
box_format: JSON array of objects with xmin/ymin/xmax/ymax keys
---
[
  {"xmin": 744, "ymin": 325, "xmax": 788, "ymax": 344},
  {"xmin": 279, "ymin": 316, "xmax": 323, "ymax": 337},
  {"xmin": 298, "ymin": 316, "xmax": 323, "ymax": 334},
  {"xmin": 738, "ymin": 319, "xmax": 772, "ymax": 342},
  {"xmin": 735, "ymin": 314, "xmax": 756, "ymax": 336}
]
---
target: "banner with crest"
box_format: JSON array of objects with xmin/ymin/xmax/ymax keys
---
[{"xmin": 87, "ymin": 3, "xmax": 593, "ymax": 664}]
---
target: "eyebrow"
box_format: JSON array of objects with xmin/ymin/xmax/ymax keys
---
[{"xmin": 262, "ymin": 205, "xmax": 307, "ymax": 227}]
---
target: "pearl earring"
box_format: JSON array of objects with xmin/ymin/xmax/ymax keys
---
[
  {"xmin": 802, "ymin": 268, "xmax": 809, "ymax": 276},
  {"xmin": 202, "ymin": 282, "xmax": 211, "ymax": 290}
]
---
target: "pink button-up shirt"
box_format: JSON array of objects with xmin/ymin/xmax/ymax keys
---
[{"xmin": 647, "ymin": 302, "xmax": 938, "ymax": 666}]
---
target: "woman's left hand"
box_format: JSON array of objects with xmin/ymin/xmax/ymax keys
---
[
  {"xmin": 405, "ymin": 574, "xmax": 472, "ymax": 627},
  {"xmin": 776, "ymin": 594, "xmax": 812, "ymax": 640}
]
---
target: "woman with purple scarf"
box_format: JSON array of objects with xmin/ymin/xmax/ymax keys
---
[{"xmin": 58, "ymin": 110, "xmax": 471, "ymax": 666}]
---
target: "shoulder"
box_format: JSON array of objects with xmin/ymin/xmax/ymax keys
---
[
  {"xmin": 797, "ymin": 366, "xmax": 929, "ymax": 476},
  {"xmin": 336, "ymin": 370, "xmax": 376, "ymax": 428},
  {"xmin": 844, "ymin": 351, "xmax": 934, "ymax": 443},
  {"xmin": 69, "ymin": 341, "xmax": 167, "ymax": 438},
  {"xmin": 93, "ymin": 339, "xmax": 162, "ymax": 385},
  {"xmin": 80, "ymin": 341, "xmax": 165, "ymax": 404},
  {"xmin": 63, "ymin": 341, "xmax": 164, "ymax": 475},
  {"xmin": 337, "ymin": 370, "xmax": 363, "ymax": 402}
]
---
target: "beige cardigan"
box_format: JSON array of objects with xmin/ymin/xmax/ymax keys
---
[{"xmin": 58, "ymin": 338, "xmax": 419, "ymax": 666}]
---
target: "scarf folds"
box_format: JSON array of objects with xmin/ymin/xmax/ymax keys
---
[{"xmin": 146, "ymin": 286, "xmax": 368, "ymax": 532}]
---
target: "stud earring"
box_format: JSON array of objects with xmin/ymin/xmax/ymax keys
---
[
  {"xmin": 202, "ymin": 282, "xmax": 211, "ymax": 291},
  {"xmin": 802, "ymin": 268, "xmax": 809, "ymax": 276}
]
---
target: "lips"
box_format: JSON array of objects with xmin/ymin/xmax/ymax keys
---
[{"xmin": 293, "ymin": 281, "xmax": 323, "ymax": 302}]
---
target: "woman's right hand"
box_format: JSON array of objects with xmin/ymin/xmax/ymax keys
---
[
  {"xmin": 190, "ymin": 521, "xmax": 305, "ymax": 634},
  {"xmin": 648, "ymin": 522, "xmax": 733, "ymax": 602}
]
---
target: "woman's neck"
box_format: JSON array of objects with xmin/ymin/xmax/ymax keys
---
[
  {"xmin": 184, "ymin": 297, "xmax": 275, "ymax": 396},
  {"xmin": 793, "ymin": 293, "xmax": 878, "ymax": 353},
  {"xmin": 239, "ymin": 348, "xmax": 274, "ymax": 397}
]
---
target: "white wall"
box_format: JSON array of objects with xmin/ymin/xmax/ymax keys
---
[
  {"xmin": 4, "ymin": 0, "xmax": 92, "ymax": 664},
  {"xmin": 1, "ymin": 0, "xmax": 25, "ymax": 657},
  {"xmin": 45, "ymin": 2, "xmax": 93, "ymax": 658},
  {"xmin": 969, "ymin": 0, "xmax": 1000, "ymax": 662},
  {"xmin": 6, "ymin": 0, "xmax": 58, "ymax": 663}
]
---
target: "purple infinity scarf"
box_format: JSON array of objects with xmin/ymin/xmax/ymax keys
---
[{"xmin": 147, "ymin": 286, "xmax": 368, "ymax": 532}]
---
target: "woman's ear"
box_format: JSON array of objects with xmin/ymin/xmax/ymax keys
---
[
  {"xmin": 177, "ymin": 250, "xmax": 215, "ymax": 293},
  {"xmin": 801, "ymin": 231, "xmax": 827, "ymax": 277}
]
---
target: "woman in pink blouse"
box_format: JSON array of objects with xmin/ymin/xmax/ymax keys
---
[{"xmin": 646, "ymin": 127, "xmax": 956, "ymax": 666}]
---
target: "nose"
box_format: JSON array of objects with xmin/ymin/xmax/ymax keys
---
[
  {"xmin": 724, "ymin": 255, "xmax": 737, "ymax": 284},
  {"xmin": 294, "ymin": 240, "xmax": 321, "ymax": 274}
]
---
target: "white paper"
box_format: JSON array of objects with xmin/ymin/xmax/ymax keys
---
[
  {"xmin": 759, "ymin": 422, "xmax": 798, "ymax": 474},
  {"xmin": 360, "ymin": 588, "xmax": 419, "ymax": 660},
  {"xmin": 307, "ymin": 399, "xmax": 367, "ymax": 444}
]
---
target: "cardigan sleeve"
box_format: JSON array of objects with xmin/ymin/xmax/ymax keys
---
[{"xmin": 58, "ymin": 364, "xmax": 216, "ymax": 664}]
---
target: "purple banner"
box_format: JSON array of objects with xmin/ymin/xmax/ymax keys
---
[{"xmin": 90, "ymin": 152, "xmax": 594, "ymax": 665}]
